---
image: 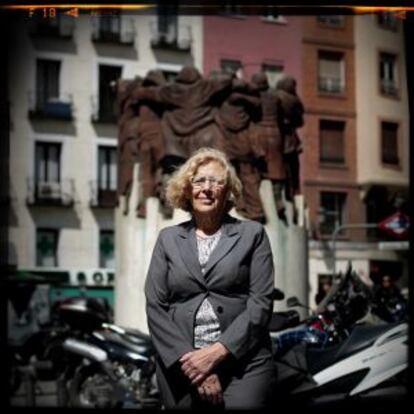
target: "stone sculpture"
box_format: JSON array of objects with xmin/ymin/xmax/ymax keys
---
[{"xmin": 116, "ymin": 67, "xmax": 304, "ymax": 224}]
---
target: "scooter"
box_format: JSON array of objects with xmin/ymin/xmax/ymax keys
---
[
  {"xmin": 271, "ymin": 266, "xmax": 408, "ymax": 400},
  {"xmin": 57, "ymin": 301, "xmax": 160, "ymax": 408}
]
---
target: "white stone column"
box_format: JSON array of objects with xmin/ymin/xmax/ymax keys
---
[{"xmin": 114, "ymin": 163, "xmax": 147, "ymax": 332}]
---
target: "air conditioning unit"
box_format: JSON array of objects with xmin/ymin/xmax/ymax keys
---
[
  {"xmin": 38, "ymin": 182, "xmax": 61, "ymax": 199},
  {"xmin": 69, "ymin": 269, "xmax": 114, "ymax": 286}
]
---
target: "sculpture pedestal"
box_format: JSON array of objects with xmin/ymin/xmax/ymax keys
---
[{"xmin": 260, "ymin": 181, "xmax": 309, "ymax": 319}]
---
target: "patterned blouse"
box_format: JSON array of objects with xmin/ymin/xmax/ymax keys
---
[{"xmin": 193, "ymin": 228, "xmax": 222, "ymax": 349}]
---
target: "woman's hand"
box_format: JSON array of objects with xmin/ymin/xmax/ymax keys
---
[
  {"xmin": 197, "ymin": 373, "xmax": 223, "ymax": 405},
  {"xmin": 179, "ymin": 342, "xmax": 229, "ymax": 385}
]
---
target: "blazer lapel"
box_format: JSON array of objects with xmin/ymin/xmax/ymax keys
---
[
  {"xmin": 176, "ymin": 221, "xmax": 205, "ymax": 286},
  {"xmin": 203, "ymin": 216, "xmax": 241, "ymax": 279}
]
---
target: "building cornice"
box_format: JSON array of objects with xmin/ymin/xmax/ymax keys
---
[
  {"xmin": 303, "ymin": 36, "xmax": 355, "ymax": 50},
  {"xmin": 305, "ymin": 107, "xmax": 356, "ymax": 118}
]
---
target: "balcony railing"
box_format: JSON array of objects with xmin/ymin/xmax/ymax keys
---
[
  {"xmin": 150, "ymin": 21, "xmax": 192, "ymax": 51},
  {"xmin": 90, "ymin": 95, "xmax": 118, "ymax": 124},
  {"xmin": 27, "ymin": 178, "xmax": 75, "ymax": 207},
  {"xmin": 318, "ymin": 76, "xmax": 344, "ymax": 94},
  {"xmin": 90, "ymin": 181, "xmax": 118, "ymax": 208},
  {"xmin": 91, "ymin": 17, "xmax": 135, "ymax": 45},
  {"xmin": 28, "ymin": 93, "xmax": 74, "ymax": 121},
  {"xmin": 381, "ymin": 80, "xmax": 398, "ymax": 97},
  {"xmin": 28, "ymin": 16, "xmax": 75, "ymax": 39}
]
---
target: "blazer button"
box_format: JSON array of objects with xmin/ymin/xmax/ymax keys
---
[{"xmin": 217, "ymin": 306, "xmax": 223, "ymax": 314}]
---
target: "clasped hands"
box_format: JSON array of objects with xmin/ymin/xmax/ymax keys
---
[{"xmin": 179, "ymin": 342, "xmax": 229, "ymax": 405}]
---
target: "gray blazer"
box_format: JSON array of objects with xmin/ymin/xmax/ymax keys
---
[{"xmin": 144, "ymin": 214, "xmax": 275, "ymax": 374}]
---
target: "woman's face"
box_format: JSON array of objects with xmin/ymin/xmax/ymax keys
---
[{"xmin": 190, "ymin": 160, "xmax": 228, "ymax": 216}]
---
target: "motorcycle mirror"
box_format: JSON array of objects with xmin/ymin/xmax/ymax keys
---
[
  {"xmin": 272, "ymin": 288, "xmax": 285, "ymax": 301},
  {"xmin": 287, "ymin": 296, "xmax": 301, "ymax": 308}
]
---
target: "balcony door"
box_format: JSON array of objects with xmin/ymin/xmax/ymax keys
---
[
  {"xmin": 98, "ymin": 146, "xmax": 117, "ymax": 206},
  {"xmin": 98, "ymin": 64, "xmax": 122, "ymax": 122},
  {"xmin": 36, "ymin": 59, "xmax": 60, "ymax": 110},
  {"xmin": 35, "ymin": 142, "xmax": 61, "ymax": 200},
  {"xmin": 157, "ymin": 4, "xmax": 178, "ymax": 42},
  {"xmin": 35, "ymin": 142, "xmax": 61, "ymax": 183}
]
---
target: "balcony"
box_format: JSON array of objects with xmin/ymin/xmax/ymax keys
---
[
  {"xmin": 318, "ymin": 76, "xmax": 344, "ymax": 94},
  {"xmin": 90, "ymin": 95, "xmax": 118, "ymax": 124},
  {"xmin": 381, "ymin": 80, "xmax": 398, "ymax": 97},
  {"xmin": 28, "ymin": 93, "xmax": 74, "ymax": 121},
  {"xmin": 28, "ymin": 16, "xmax": 75, "ymax": 39},
  {"xmin": 90, "ymin": 181, "xmax": 118, "ymax": 208},
  {"xmin": 27, "ymin": 179, "xmax": 75, "ymax": 207},
  {"xmin": 91, "ymin": 17, "xmax": 135, "ymax": 45},
  {"xmin": 150, "ymin": 22, "xmax": 192, "ymax": 52}
]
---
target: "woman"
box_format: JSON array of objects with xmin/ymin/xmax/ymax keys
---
[{"xmin": 144, "ymin": 147, "xmax": 276, "ymax": 409}]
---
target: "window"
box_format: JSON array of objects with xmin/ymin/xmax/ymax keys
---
[
  {"xmin": 262, "ymin": 64, "xmax": 284, "ymax": 88},
  {"xmin": 36, "ymin": 229, "xmax": 58, "ymax": 267},
  {"xmin": 36, "ymin": 59, "xmax": 60, "ymax": 111},
  {"xmin": 35, "ymin": 142, "xmax": 61, "ymax": 183},
  {"xmin": 98, "ymin": 64, "xmax": 122, "ymax": 122},
  {"xmin": 381, "ymin": 121, "xmax": 399, "ymax": 166},
  {"xmin": 29, "ymin": 14, "xmax": 75, "ymax": 38},
  {"xmin": 220, "ymin": 59, "xmax": 243, "ymax": 78},
  {"xmin": 155, "ymin": 4, "xmax": 178, "ymax": 43},
  {"xmin": 377, "ymin": 12, "xmax": 398, "ymax": 31},
  {"xmin": 31, "ymin": 14, "xmax": 61, "ymax": 36},
  {"xmin": 319, "ymin": 192, "xmax": 347, "ymax": 235},
  {"xmin": 318, "ymin": 51, "xmax": 345, "ymax": 94},
  {"xmin": 98, "ymin": 146, "xmax": 117, "ymax": 191},
  {"xmin": 161, "ymin": 70, "xmax": 178, "ymax": 82},
  {"xmin": 317, "ymin": 15, "xmax": 344, "ymax": 26},
  {"xmin": 261, "ymin": 7, "xmax": 286, "ymax": 23},
  {"xmin": 319, "ymin": 120, "xmax": 345, "ymax": 164},
  {"xmin": 34, "ymin": 142, "xmax": 62, "ymax": 201},
  {"xmin": 221, "ymin": 4, "xmax": 244, "ymax": 16},
  {"xmin": 97, "ymin": 14, "xmax": 121, "ymax": 42},
  {"xmin": 33, "ymin": 59, "xmax": 72, "ymax": 120},
  {"xmin": 379, "ymin": 52, "xmax": 398, "ymax": 97},
  {"xmin": 100, "ymin": 230, "xmax": 115, "ymax": 268}
]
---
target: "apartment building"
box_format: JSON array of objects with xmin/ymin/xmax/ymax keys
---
[
  {"xmin": 7, "ymin": 9, "xmax": 202, "ymax": 308},
  {"xmin": 304, "ymin": 14, "xmax": 409, "ymax": 305},
  {"xmin": 203, "ymin": 6, "xmax": 302, "ymax": 88},
  {"xmin": 354, "ymin": 13, "xmax": 409, "ymax": 288}
]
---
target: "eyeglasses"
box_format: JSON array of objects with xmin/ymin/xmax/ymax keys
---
[{"xmin": 191, "ymin": 176, "xmax": 226, "ymax": 189}]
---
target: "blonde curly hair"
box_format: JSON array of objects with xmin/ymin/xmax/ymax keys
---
[{"xmin": 165, "ymin": 147, "xmax": 242, "ymax": 213}]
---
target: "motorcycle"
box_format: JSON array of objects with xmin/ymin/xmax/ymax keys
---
[
  {"xmin": 57, "ymin": 300, "xmax": 160, "ymax": 408},
  {"xmin": 270, "ymin": 265, "xmax": 408, "ymax": 401}
]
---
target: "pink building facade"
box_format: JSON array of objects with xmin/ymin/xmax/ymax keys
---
[{"xmin": 203, "ymin": 14, "xmax": 303, "ymax": 93}]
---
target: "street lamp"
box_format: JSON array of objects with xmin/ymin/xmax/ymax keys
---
[{"xmin": 317, "ymin": 207, "xmax": 379, "ymax": 276}]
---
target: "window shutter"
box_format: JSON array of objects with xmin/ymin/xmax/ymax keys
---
[
  {"xmin": 381, "ymin": 122, "xmax": 399, "ymax": 165},
  {"xmin": 320, "ymin": 120, "xmax": 345, "ymax": 163}
]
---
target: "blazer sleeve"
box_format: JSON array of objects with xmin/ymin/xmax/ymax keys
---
[
  {"xmin": 218, "ymin": 225, "xmax": 274, "ymax": 360},
  {"xmin": 144, "ymin": 231, "xmax": 194, "ymax": 369}
]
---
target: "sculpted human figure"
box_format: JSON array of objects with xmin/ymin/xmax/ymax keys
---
[
  {"xmin": 132, "ymin": 66, "xmax": 232, "ymax": 217},
  {"xmin": 157, "ymin": 67, "xmax": 232, "ymax": 162},
  {"xmin": 134, "ymin": 70, "xmax": 167, "ymax": 218},
  {"xmin": 116, "ymin": 77, "xmax": 142, "ymax": 207},
  {"xmin": 213, "ymin": 72, "xmax": 265, "ymax": 222},
  {"xmin": 274, "ymin": 76, "xmax": 304, "ymax": 207},
  {"xmin": 248, "ymin": 73, "xmax": 286, "ymax": 220}
]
